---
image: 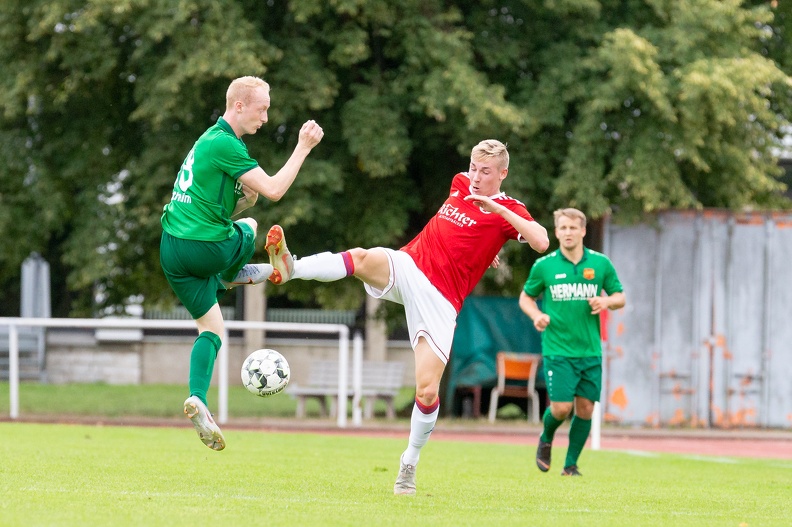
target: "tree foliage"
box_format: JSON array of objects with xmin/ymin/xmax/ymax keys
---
[{"xmin": 0, "ymin": 0, "xmax": 790, "ymax": 316}]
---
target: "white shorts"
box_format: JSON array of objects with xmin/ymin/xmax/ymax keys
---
[{"xmin": 363, "ymin": 248, "xmax": 457, "ymax": 364}]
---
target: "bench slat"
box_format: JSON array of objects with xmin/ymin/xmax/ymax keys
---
[{"xmin": 289, "ymin": 359, "xmax": 405, "ymax": 419}]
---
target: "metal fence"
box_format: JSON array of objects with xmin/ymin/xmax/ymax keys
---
[{"xmin": 1, "ymin": 317, "xmax": 359, "ymax": 428}]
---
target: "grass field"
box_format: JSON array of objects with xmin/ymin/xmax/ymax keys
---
[
  {"xmin": 2, "ymin": 422, "xmax": 791, "ymax": 527},
  {"xmin": 2, "ymin": 383, "xmax": 791, "ymax": 526}
]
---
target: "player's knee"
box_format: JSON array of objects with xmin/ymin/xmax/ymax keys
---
[
  {"xmin": 237, "ymin": 217, "xmax": 258, "ymax": 232},
  {"xmin": 196, "ymin": 310, "xmax": 225, "ymax": 336},
  {"xmin": 551, "ymin": 402, "xmax": 573, "ymax": 420},
  {"xmin": 346, "ymin": 247, "xmax": 368, "ymax": 265},
  {"xmin": 348, "ymin": 247, "xmax": 381, "ymax": 275},
  {"xmin": 415, "ymin": 385, "xmax": 439, "ymax": 406}
]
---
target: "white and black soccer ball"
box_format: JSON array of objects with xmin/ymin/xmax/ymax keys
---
[{"xmin": 241, "ymin": 349, "xmax": 290, "ymax": 397}]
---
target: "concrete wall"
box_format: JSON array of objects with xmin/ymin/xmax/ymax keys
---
[{"xmin": 43, "ymin": 329, "xmax": 415, "ymax": 388}]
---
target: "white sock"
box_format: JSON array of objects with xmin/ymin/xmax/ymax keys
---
[
  {"xmin": 292, "ymin": 252, "xmax": 350, "ymax": 282},
  {"xmin": 402, "ymin": 402, "xmax": 439, "ymax": 466}
]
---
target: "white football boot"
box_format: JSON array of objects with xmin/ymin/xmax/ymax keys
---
[
  {"xmin": 220, "ymin": 263, "xmax": 273, "ymax": 288},
  {"xmin": 393, "ymin": 454, "xmax": 417, "ymax": 496},
  {"xmin": 183, "ymin": 396, "xmax": 226, "ymax": 451}
]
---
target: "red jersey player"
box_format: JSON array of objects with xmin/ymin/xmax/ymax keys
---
[{"xmin": 264, "ymin": 139, "xmax": 549, "ymax": 495}]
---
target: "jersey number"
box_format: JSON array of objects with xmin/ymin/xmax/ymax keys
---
[{"xmin": 177, "ymin": 148, "xmax": 195, "ymax": 192}]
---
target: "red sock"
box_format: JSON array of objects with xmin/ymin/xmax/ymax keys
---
[
  {"xmin": 341, "ymin": 251, "xmax": 355, "ymax": 276},
  {"xmin": 415, "ymin": 397, "xmax": 439, "ymax": 415}
]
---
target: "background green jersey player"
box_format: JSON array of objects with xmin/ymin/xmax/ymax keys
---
[
  {"xmin": 159, "ymin": 76, "xmax": 323, "ymax": 451},
  {"xmin": 519, "ymin": 207, "xmax": 625, "ymax": 476}
]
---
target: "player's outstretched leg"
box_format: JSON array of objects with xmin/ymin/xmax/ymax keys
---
[
  {"xmin": 265, "ymin": 225, "xmax": 294, "ymax": 285},
  {"xmin": 221, "ymin": 263, "xmax": 273, "ymax": 288},
  {"xmin": 184, "ymin": 396, "xmax": 226, "ymax": 451},
  {"xmin": 393, "ymin": 454, "xmax": 417, "ymax": 496}
]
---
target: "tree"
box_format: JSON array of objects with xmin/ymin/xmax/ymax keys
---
[{"xmin": 0, "ymin": 0, "xmax": 789, "ymax": 317}]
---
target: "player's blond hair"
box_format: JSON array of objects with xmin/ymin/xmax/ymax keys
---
[
  {"xmin": 553, "ymin": 208, "xmax": 587, "ymax": 228},
  {"xmin": 471, "ymin": 139, "xmax": 509, "ymax": 170},
  {"xmin": 226, "ymin": 76, "xmax": 270, "ymax": 110}
]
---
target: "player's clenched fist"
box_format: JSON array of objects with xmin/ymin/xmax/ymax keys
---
[{"xmin": 299, "ymin": 120, "xmax": 324, "ymax": 149}]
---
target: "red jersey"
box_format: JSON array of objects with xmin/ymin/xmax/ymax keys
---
[{"xmin": 400, "ymin": 172, "xmax": 535, "ymax": 313}]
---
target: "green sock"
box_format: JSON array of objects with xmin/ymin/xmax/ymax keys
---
[
  {"xmin": 189, "ymin": 331, "xmax": 221, "ymax": 406},
  {"xmin": 564, "ymin": 416, "xmax": 592, "ymax": 467},
  {"xmin": 539, "ymin": 406, "xmax": 566, "ymax": 443}
]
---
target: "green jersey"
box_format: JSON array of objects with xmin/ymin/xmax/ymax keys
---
[
  {"xmin": 161, "ymin": 117, "xmax": 259, "ymax": 241},
  {"xmin": 523, "ymin": 247, "xmax": 623, "ymax": 358}
]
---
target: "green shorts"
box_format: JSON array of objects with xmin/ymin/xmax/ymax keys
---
[
  {"xmin": 542, "ymin": 355, "xmax": 602, "ymax": 403},
  {"xmin": 159, "ymin": 222, "xmax": 256, "ymax": 319}
]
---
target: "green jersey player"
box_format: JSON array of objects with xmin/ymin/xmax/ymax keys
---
[
  {"xmin": 520, "ymin": 208, "xmax": 625, "ymax": 476},
  {"xmin": 159, "ymin": 76, "xmax": 323, "ymax": 451}
]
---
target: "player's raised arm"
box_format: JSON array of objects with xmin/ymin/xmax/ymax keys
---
[
  {"xmin": 511, "ymin": 212, "xmax": 549, "ymax": 253},
  {"xmin": 239, "ymin": 120, "xmax": 324, "ymax": 201},
  {"xmin": 464, "ymin": 194, "xmax": 549, "ymax": 253}
]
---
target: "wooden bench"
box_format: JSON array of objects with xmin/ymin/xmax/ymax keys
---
[{"xmin": 288, "ymin": 360, "xmax": 405, "ymax": 419}]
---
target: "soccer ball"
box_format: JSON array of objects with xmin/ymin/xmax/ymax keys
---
[{"xmin": 241, "ymin": 349, "xmax": 290, "ymax": 397}]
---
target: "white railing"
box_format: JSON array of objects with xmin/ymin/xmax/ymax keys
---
[{"xmin": 0, "ymin": 317, "xmax": 362, "ymax": 428}]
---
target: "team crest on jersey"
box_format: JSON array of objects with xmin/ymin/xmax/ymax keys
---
[{"xmin": 583, "ymin": 268, "xmax": 595, "ymax": 280}]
